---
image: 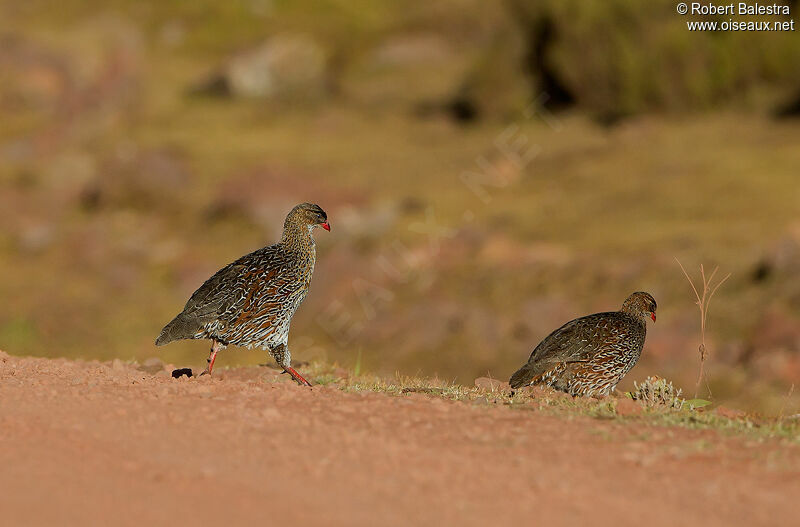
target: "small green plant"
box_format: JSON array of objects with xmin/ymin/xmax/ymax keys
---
[{"xmin": 629, "ymin": 376, "xmax": 686, "ymax": 409}]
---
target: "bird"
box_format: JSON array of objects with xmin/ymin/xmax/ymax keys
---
[
  {"xmin": 155, "ymin": 203, "xmax": 330, "ymax": 385},
  {"xmin": 509, "ymin": 292, "xmax": 657, "ymax": 397}
]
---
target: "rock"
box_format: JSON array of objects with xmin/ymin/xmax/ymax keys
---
[
  {"xmin": 0, "ymin": 35, "xmax": 72, "ymax": 115},
  {"xmin": 759, "ymin": 222, "xmax": 800, "ymax": 275},
  {"xmin": 18, "ymin": 223, "xmax": 55, "ymax": 253},
  {"xmin": 478, "ymin": 236, "xmax": 528, "ymax": 268},
  {"xmin": 615, "ymin": 398, "xmax": 644, "ymax": 417},
  {"xmin": 370, "ymin": 34, "xmax": 453, "ymax": 69},
  {"xmin": 197, "ymin": 34, "xmax": 328, "ymax": 99},
  {"xmin": 741, "ymin": 306, "xmax": 800, "ymax": 384},
  {"xmin": 111, "ymin": 359, "xmax": 126, "ymax": 371},
  {"xmin": 443, "ymin": 20, "xmax": 532, "ymax": 123},
  {"xmin": 474, "ymin": 377, "xmax": 505, "ymax": 392},
  {"xmin": 171, "ymin": 368, "xmax": 193, "ymax": 379},
  {"xmin": 137, "ymin": 357, "xmax": 164, "ymax": 375},
  {"xmin": 204, "ymin": 167, "xmax": 363, "ymax": 237},
  {"xmin": 158, "ymin": 20, "xmax": 186, "ymax": 48},
  {"xmin": 748, "ymin": 307, "xmax": 800, "ymax": 356},
  {"xmin": 0, "ymin": 20, "xmax": 143, "ymax": 155},
  {"xmin": 334, "ymin": 203, "xmax": 398, "ymax": 241},
  {"xmin": 85, "ymin": 147, "xmax": 191, "ymax": 211}
]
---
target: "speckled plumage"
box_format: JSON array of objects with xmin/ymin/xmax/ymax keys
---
[
  {"xmin": 156, "ymin": 203, "xmax": 330, "ymax": 384},
  {"xmin": 509, "ymin": 292, "xmax": 657, "ymax": 397}
]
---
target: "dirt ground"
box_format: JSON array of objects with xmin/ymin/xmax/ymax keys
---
[{"xmin": 1, "ymin": 350, "xmax": 798, "ymax": 527}]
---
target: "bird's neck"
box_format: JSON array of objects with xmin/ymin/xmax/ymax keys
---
[
  {"xmin": 280, "ymin": 221, "xmax": 315, "ymax": 253},
  {"xmin": 620, "ymin": 308, "xmax": 647, "ymax": 326}
]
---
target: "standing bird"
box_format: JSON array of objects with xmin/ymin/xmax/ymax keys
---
[
  {"xmin": 509, "ymin": 292, "xmax": 657, "ymax": 397},
  {"xmin": 155, "ymin": 203, "xmax": 330, "ymax": 385}
]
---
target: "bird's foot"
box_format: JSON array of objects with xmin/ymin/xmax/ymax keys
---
[
  {"xmin": 282, "ymin": 367, "xmax": 312, "ymax": 387},
  {"xmin": 201, "ymin": 344, "xmax": 219, "ymax": 377}
]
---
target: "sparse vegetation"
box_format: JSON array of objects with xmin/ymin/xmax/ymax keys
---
[
  {"xmin": 676, "ymin": 261, "xmax": 732, "ymax": 398},
  {"xmin": 508, "ymin": 0, "xmax": 800, "ymax": 118},
  {"xmin": 629, "ymin": 376, "xmax": 686, "ymax": 409},
  {"xmin": 298, "ymin": 361, "xmax": 800, "ymax": 443}
]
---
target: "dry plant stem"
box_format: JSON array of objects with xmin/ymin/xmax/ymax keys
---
[
  {"xmin": 779, "ymin": 384, "xmax": 795, "ymax": 422},
  {"xmin": 676, "ymin": 259, "xmax": 731, "ymax": 399}
]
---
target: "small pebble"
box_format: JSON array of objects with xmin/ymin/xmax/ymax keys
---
[{"xmin": 138, "ymin": 358, "xmax": 164, "ymax": 375}]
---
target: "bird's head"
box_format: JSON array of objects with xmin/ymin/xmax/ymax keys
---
[
  {"xmin": 621, "ymin": 291, "xmax": 657, "ymax": 323},
  {"xmin": 287, "ymin": 203, "xmax": 330, "ymax": 232}
]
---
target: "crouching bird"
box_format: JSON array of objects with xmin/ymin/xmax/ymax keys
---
[
  {"xmin": 509, "ymin": 292, "xmax": 657, "ymax": 397},
  {"xmin": 156, "ymin": 203, "xmax": 330, "ymax": 386}
]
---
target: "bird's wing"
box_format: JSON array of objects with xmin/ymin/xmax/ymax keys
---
[
  {"xmin": 527, "ymin": 312, "xmax": 621, "ymax": 366},
  {"xmin": 179, "ymin": 245, "xmax": 296, "ymax": 323},
  {"xmin": 510, "ymin": 312, "xmax": 628, "ymax": 389}
]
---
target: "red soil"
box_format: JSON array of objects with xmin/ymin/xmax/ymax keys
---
[{"xmin": 1, "ymin": 351, "xmax": 798, "ymax": 526}]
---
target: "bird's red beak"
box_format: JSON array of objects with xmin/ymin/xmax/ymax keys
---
[
  {"xmin": 651, "ymin": 313, "xmax": 657, "ymax": 323},
  {"xmin": 321, "ymin": 222, "xmax": 331, "ymax": 231}
]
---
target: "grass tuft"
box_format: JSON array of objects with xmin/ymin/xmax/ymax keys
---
[{"xmin": 629, "ymin": 376, "xmax": 686, "ymax": 409}]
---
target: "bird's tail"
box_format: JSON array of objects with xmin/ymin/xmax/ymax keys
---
[
  {"xmin": 155, "ymin": 314, "xmax": 196, "ymax": 346},
  {"xmin": 509, "ymin": 364, "xmax": 534, "ymax": 390}
]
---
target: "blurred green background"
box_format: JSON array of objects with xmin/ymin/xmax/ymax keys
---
[{"xmin": 1, "ymin": 0, "xmax": 799, "ymax": 413}]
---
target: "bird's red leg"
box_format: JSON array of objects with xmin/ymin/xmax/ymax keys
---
[
  {"xmin": 200, "ymin": 341, "xmax": 221, "ymax": 376},
  {"xmin": 284, "ymin": 366, "xmax": 312, "ymax": 387}
]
